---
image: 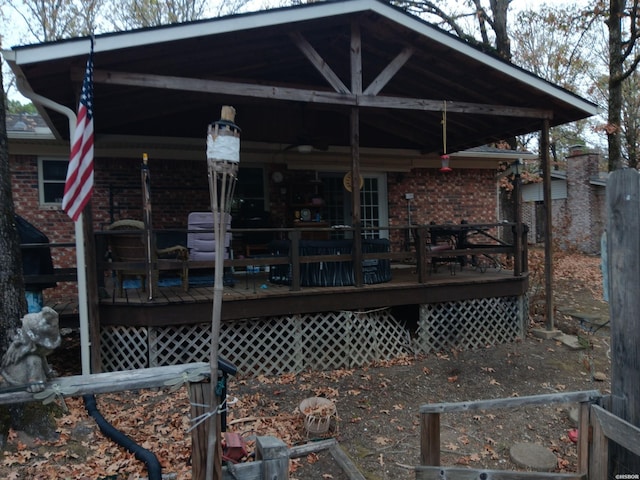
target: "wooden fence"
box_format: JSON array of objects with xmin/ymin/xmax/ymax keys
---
[{"xmin": 417, "ymin": 389, "xmax": 640, "ymax": 479}]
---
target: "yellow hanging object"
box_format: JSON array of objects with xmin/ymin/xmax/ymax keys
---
[
  {"xmin": 440, "ymin": 101, "xmax": 452, "ymax": 173},
  {"xmin": 442, "ymin": 101, "xmax": 447, "ymax": 156}
]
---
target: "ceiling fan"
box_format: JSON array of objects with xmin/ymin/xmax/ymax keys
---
[{"xmin": 283, "ymin": 136, "xmax": 330, "ymax": 153}]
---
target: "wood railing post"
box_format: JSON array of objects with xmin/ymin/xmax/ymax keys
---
[
  {"xmin": 577, "ymin": 401, "xmax": 590, "ymax": 474},
  {"xmin": 589, "ymin": 404, "xmax": 609, "ymax": 479},
  {"xmin": 415, "ymin": 226, "xmax": 428, "ymax": 283},
  {"xmin": 256, "ymin": 436, "xmax": 289, "ymax": 480},
  {"xmin": 288, "ymin": 230, "xmax": 301, "ymax": 291},
  {"xmin": 420, "ymin": 412, "xmax": 440, "ymax": 466}
]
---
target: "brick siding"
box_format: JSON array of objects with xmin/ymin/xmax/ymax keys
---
[{"xmin": 11, "ymin": 153, "xmax": 498, "ymax": 302}]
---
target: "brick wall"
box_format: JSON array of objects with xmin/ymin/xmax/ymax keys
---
[
  {"xmin": 11, "ymin": 153, "xmax": 499, "ymax": 302},
  {"xmin": 564, "ymin": 152, "xmax": 601, "ymax": 253},
  {"xmin": 387, "ymin": 168, "xmax": 497, "ymax": 224}
]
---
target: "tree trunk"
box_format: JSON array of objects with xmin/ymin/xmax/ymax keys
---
[
  {"xmin": 608, "ymin": 0, "xmax": 624, "ymax": 171},
  {"xmin": 0, "ymin": 57, "xmax": 53, "ymax": 452},
  {"xmin": 0, "ymin": 58, "xmax": 26, "ymax": 351}
]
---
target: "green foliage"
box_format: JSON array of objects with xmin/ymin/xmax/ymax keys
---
[{"xmin": 6, "ymin": 99, "xmax": 36, "ymax": 114}]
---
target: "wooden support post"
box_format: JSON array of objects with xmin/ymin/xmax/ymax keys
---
[
  {"xmin": 420, "ymin": 413, "xmax": 440, "ymax": 466},
  {"xmin": 577, "ymin": 401, "xmax": 590, "ymax": 474},
  {"xmin": 540, "ymin": 118, "xmax": 554, "ymax": 331},
  {"xmin": 190, "ymin": 382, "xmax": 223, "ymax": 480},
  {"xmin": 289, "ymin": 230, "xmax": 301, "ymax": 292},
  {"xmin": 416, "ymin": 226, "xmax": 427, "ymax": 283},
  {"xmin": 589, "ymin": 404, "xmax": 608, "ymax": 479},
  {"xmin": 255, "ymin": 436, "xmax": 289, "ymax": 480},
  {"xmin": 606, "ymin": 168, "xmax": 640, "ymax": 475}
]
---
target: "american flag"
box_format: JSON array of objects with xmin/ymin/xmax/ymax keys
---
[{"xmin": 62, "ymin": 44, "xmax": 94, "ymax": 221}]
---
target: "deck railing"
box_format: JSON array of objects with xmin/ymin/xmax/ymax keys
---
[
  {"xmin": 20, "ymin": 221, "xmax": 528, "ymax": 295},
  {"xmin": 92, "ymin": 221, "xmax": 527, "ymax": 292}
]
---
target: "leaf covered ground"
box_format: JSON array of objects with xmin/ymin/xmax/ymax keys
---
[{"xmin": 1, "ymin": 249, "xmax": 611, "ymax": 479}]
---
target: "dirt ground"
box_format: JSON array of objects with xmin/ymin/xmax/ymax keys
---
[{"xmin": 0, "ymin": 250, "xmax": 612, "ymax": 479}]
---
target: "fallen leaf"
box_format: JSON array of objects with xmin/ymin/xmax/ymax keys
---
[
  {"xmin": 489, "ymin": 378, "xmax": 500, "ymax": 385},
  {"xmin": 481, "ymin": 367, "xmax": 496, "ymax": 373},
  {"xmin": 447, "ymin": 375, "xmax": 458, "ymax": 383}
]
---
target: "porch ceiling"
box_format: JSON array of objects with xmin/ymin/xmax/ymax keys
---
[{"xmin": 4, "ymin": 0, "xmax": 598, "ymax": 157}]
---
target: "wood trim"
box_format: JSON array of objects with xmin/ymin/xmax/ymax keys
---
[
  {"xmin": 92, "ymin": 69, "xmax": 554, "ymax": 119},
  {"xmin": 364, "ymin": 46, "xmax": 414, "ymax": 96},
  {"xmin": 289, "ymin": 31, "xmax": 350, "ymax": 94}
]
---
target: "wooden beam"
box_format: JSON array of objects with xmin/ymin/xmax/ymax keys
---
[
  {"xmin": 289, "ymin": 31, "xmax": 350, "ymax": 94},
  {"xmin": 415, "ymin": 466, "xmax": 586, "ymax": 480},
  {"xmin": 419, "ymin": 390, "xmax": 602, "ymax": 414},
  {"xmin": 350, "ymin": 21, "xmax": 362, "ymax": 96},
  {"xmin": 0, "ymin": 362, "xmax": 209, "ymax": 406},
  {"xmin": 541, "ymin": 118, "xmax": 554, "ymax": 331},
  {"xmin": 92, "ymin": 69, "xmax": 554, "ymax": 119},
  {"xmin": 364, "ymin": 46, "xmax": 414, "ymax": 96}
]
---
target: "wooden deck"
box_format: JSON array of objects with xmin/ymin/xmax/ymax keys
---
[{"xmin": 97, "ymin": 264, "xmax": 528, "ymax": 327}]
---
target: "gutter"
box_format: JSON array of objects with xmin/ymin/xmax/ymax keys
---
[{"xmin": 12, "ymin": 74, "xmax": 92, "ymax": 377}]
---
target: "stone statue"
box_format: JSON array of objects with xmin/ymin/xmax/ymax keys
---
[{"xmin": 1, "ymin": 307, "xmax": 61, "ymax": 393}]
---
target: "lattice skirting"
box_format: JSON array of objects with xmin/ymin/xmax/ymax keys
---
[
  {"xmin": 100, "ymin": 308, "xmax": 411, "ymax": 375},
  {"xmin": 415, "ymin": 295, "xmax": 527, "ymax": 354}
]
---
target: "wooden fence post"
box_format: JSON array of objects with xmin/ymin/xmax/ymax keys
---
[
  {"xmin": 420, "ymin": 412, "xmax": 440, "ymax": 466},
  {"xmin": 606, "ymin": 168, "xmax": 640, "ymax": 475},
  {"xmin": 256, "ymin": 436, "xmax": 289, "ymax": 480},
  {"xmin": 190, "ymin": 381, "xmax": 223, "ymax": 480}
]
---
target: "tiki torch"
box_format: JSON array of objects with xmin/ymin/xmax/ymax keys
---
[{"xmin": 205, "ymin": 106, "xmax": 240, "ymax": 480}]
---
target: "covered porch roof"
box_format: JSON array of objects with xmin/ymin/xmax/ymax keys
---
[{"xmin": 3, "ymin": 0, "xmax": 598, "ymax": 160}]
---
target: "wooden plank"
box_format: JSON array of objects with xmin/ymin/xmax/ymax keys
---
[
  {"xmin": 415, "ymin": 466, "xmax": 586, "ymax": 480},
  {"xmin": 255, "ymin": 436, "xmax": 289, "ymax": 480},
  {"xmin": 420, "ymin": 412, "xmax": 440, "ymax": 466},
  {"xmin": 419, "ymin": 391, "xmax": 602, "ymax": 414},
  {"xmin": 363, "ymin": 46, "xmax": 414, "ymax": 96},
  {"xmin": 290, "ymin": 31, "xmax": 350, "ymax": 94},
  {"xmin": 606, "ymin": 168, "xmax": 640, "ymax": 474},
  {"xmin": 577, "ymin": 401, "xmax": 589, "ymax": 474},
  {"xmin": 190, "ymin": 382, "xmax": 208, "ymax": 480},
  {"xmin": 329, "ymin": 443, "xmax": 367, "ymax": 480},
  {"xmin": 0, "ymin": 362, "xmax": 209, "ymax": 406},
  {"xmin": 289, "ymin": 439, "xmax": 336, "ymax": 458},
  {"xmin": 591, "ymin": 404, "xmax": 640, "ymax": 457},
  {"xmin": 222, "ymin": 461, "xmax": 262, "ymax": 480},
  {"xmin": 589, "ymin": 404, "xmax": 608, "ymax": 480},
  {"xmin": 93, "ymin": 69, "xmax": 553, "ymax": 118}
]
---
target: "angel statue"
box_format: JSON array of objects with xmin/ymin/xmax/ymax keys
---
[{"xmin": 0, "ymin": 307, "xmax": 61, "ymax": 393}]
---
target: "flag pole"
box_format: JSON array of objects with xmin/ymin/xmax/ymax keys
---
[
  {"xmin": 75, "ymin": 213, "xmax": 91, "ymax": 375},
  {"xmin": 62, "ymin": 37, "xmax": 95, "ymax": 375}
]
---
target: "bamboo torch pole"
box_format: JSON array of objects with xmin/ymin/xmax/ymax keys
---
[{"xmin": 205, "ymin": 106, "xmax": 240, "ymax": 480}]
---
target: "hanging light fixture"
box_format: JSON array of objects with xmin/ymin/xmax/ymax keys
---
[{"xmin": 440, "ymin": 101, "xmax": 452, "ymax": 173}]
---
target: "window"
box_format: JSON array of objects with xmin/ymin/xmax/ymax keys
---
[
  {"xmin": 232, "ymin": 167, "xmax": 266, "ymax": 219},
  {"xmin": 38, "ymin": 158, "xmax": 68, "ymax": 206}
]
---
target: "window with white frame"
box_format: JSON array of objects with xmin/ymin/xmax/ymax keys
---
[{"xmin": 38, "ymin": 158, "xmax": 68, "ymax": 206}]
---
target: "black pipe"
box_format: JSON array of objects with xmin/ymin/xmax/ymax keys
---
[{"xmin": 83, "ymin": 394, "xmax": 162, "ymax": 480}]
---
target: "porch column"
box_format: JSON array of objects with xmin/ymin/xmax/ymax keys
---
[
  {"xmin": 350, "ymin": 20, "xmax": 363, "ymax": 287},
  {"xmin": 541, "ymin": 119, "xmax": 554, "ymax": 332}
]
